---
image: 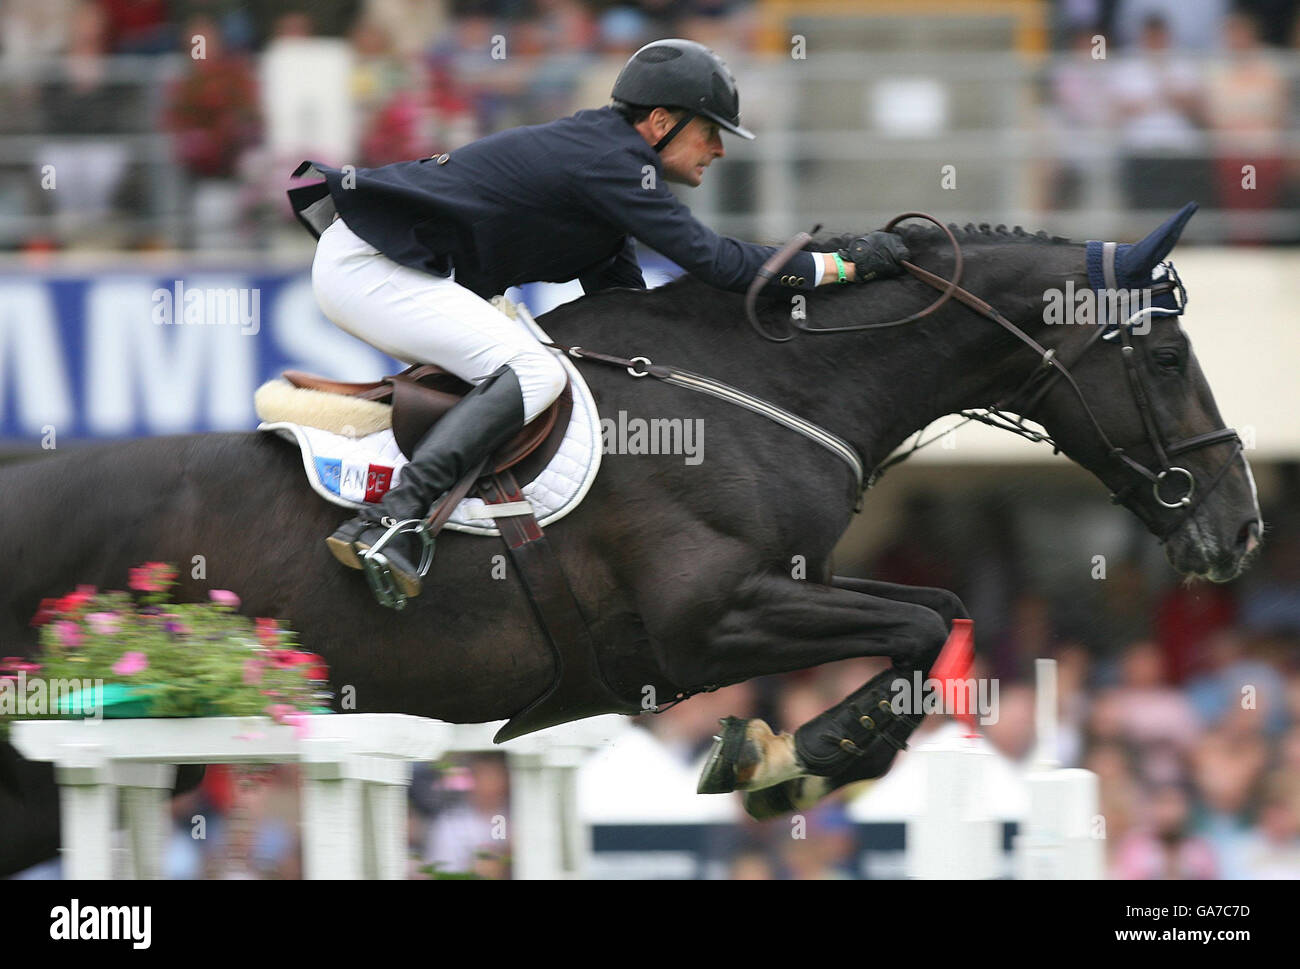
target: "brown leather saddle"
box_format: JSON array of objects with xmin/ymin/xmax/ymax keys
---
[
  {"xmin": 283, "ymin": 362, "xmax": 571, "ymax": 482},
  {"xmin": 283, "ymin": 362, "xmax": 638, "ymax": 742}
]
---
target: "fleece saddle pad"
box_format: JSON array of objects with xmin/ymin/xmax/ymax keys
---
[{"xmin": 256, "ymin": 297, "xmax": 602, "ymax": 536}]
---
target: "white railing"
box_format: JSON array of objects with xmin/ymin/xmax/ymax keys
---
[{"xmin": 11, "ymin": 713, "xmax": 614, "ymax": 880}]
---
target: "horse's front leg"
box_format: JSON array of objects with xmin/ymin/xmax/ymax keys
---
[
  {"xmin": 664, "ymin": 572, "xmax": 954, "ymax": 800},
  {"xmin": 721, "ymin": 575, "xmax": 972, "ymax": 820}
]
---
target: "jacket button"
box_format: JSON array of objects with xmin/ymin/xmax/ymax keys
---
[{"xmin": 435, "ymin": 153, "xmax": 450, "ymax": 164}]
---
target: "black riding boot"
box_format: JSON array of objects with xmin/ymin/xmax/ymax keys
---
[{"xmin": 326, "ymin": 364, "xmax": 527, "ymax": 597}]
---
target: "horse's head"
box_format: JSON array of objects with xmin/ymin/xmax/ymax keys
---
[{"xmin": 1023, "ymin": 203, "xmax": 1261, "ymax": 582}]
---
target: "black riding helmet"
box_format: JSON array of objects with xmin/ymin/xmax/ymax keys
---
[{"xmin": 611, "ymin": 38, "xmax": 755, "ymax": 152}]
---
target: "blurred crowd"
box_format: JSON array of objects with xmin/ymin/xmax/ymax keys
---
[
  {"xmin": 5, "ymin": 1, "xmax": 1300, "ymax": 248},
  {"xmin": 1043, "ymin": 2, "xmax": 1300, "ymax": 236},
  {"xmin": 0, "ymin": 0, "xmax": 757, "ymax": 249}
]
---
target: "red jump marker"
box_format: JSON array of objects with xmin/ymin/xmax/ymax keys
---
[{"xmin": 929, "ymin": 618, "xmax": 977, "ymax": 737}]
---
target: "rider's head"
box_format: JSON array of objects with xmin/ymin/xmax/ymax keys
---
[{"xmin": 611, "ymin": 38, "xmax": 754, "ymax": 187}]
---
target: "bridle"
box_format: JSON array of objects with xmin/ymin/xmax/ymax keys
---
[{"xmin": 744, "ymin": 213, "xmax": 1244, "ymax": 540}]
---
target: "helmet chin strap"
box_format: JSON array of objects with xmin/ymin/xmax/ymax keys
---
[{"xmin": 653, "ymin": 109, "xmax": 696, "ymax": 152}]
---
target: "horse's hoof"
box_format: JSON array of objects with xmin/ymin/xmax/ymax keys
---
[
  {"xmin": 742, "ymin": 775, "xmax": 833, "ymax": 821},
  {"xmin": 697, "ymin": 716, "xmax": 750, "ymax": 794},
  {"xmin": 743, "ymin": 781, "xmax": 799, "ymax": 820}
]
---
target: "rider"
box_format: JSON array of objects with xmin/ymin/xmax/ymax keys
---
[{"xmin": 289, "ymin": 38, "xmax": 909, "ymax": 597}]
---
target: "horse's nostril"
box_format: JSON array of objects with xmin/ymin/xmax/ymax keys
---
[{"xmin": 1237, "ymin": 520, "xmax": 1261, "ymax": 554}]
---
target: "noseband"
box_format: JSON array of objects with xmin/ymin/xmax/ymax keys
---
[{"xmin": 745, "ymin": 213, "xmax": 1244, "ymax": 539}]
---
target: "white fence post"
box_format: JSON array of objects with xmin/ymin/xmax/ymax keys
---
[{"xmin": 1015, "ymin": 659, "xmax": 1105, "ymax": 879}]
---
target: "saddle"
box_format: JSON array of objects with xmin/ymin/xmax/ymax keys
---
[
  {"xmin": 282, "ymin": 362, "xmax": 571, "ymax": 478},
  {"xmin": 280, "ymin": 361, "xmax": 638, "ymax": 743}
]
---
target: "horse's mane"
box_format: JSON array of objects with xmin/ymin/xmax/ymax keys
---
[
  {"xmin": 809, "ymin": 222, "xmax": 1073, "ymax": 253},
  {"xmin": 604, "ymin": 222, "xmax": 1074, "ymax": 303}
]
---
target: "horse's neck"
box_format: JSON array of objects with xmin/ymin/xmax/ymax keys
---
[
  {"xmin": 741, "ymin": 304, "xmax": 1039, "ymax": 472},
  {"xmin": 548, "ymin": 273, "xmax": 1046, "ymax": 471}
]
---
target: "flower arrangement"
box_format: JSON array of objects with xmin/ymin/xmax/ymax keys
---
[{"xmin": 1, "ymin": 562, "xmax": 331, "ymax": 728}]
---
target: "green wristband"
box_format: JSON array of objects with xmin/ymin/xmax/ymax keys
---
[{"xmin": 831, "ymin": 251, "xmax": 848, "ymax": 283}]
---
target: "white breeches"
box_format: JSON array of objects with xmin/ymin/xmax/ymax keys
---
[{"xmin": 310, "ymin": 217, "xmax": 566, "ymax": 423}]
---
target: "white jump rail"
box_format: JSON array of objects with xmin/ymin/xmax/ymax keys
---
[
  {"xmin": 906, "ymin": 658, "xmax": 1104, "ymax": 879},
  {"xmin": 10, "ymin": 713, "xmax": 615, "ymax": 880}
]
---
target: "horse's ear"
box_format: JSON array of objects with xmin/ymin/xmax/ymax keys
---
[{"xmin": 1115, "ymin": 201, "xmax": 1198, "ymax": 286}]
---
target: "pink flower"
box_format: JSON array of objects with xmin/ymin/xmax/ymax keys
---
[
  {"xmin": 265, "ymin": 703, "xmax": 293, "ymax": 724},
  {"xmin": 86, "ymin": 612, "xmax": 120, "ymax": 635},
  {"xmin": 209, "ymin": 590, "xmax": 240, "ymax": 609},
  {"xmin": 128, "ymin": 562, "xmax": 175, "ymax": 593},
  {"xmin": 254, "ymin": 618, "xmax": 281, "ymax": 647},
  {"xmin": 56, "ymin": 585, "xmax": 97, "ymax": 616},
  {"xmin": 29, "ymin": 599, "xmax": 60, "ymax": 627},
  {"xmin": 112, "ymin": 651, "xmax": 149, "ymax": 676},
  {"xmin": 0, "ymin": 657, "xmax": 41, "ymax": 674},
  {"xmin": 283, "ymin": 711, "xmax": 312, "ymax": 739},
  {"xmin": 53, "ymin": 621, "xmax": 83, "ymax": 648},
  {"xmin": 242, "ymin": 659, "xmax": 264, "ymax": 685}
]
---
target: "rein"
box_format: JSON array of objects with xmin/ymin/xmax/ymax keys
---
[{"xmin": 742, "ymin": 213, "xmax": 1242, "ymax": 539}]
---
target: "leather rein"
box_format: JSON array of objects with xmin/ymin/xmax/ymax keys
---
[{"xmin": 743, "ymin": 212, "xmax": 1242, "ymax": 539}]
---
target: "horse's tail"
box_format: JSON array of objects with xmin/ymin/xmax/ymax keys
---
[{"xmin": 0, "ymin": 738, "xmax": 61, "ymax": 876}]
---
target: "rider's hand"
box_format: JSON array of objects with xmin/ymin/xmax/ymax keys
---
[{"xmin": 840, "ymin": 231, "xmax": 909, "ymax": 282}]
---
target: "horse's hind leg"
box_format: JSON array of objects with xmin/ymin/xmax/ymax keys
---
[
  {"xmin": 0, "ymin": 741, "xmax": 207, "ymax": 877},
  {"xmin": 678, "ymin": 573, "xmax": 956, "ymax": 800},
  {"xmin": 0, "ymin": 741, "xmax": 61, "ymax": 877}
]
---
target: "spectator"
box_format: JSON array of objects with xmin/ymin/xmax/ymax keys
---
[
  {"xmin": 164, "ymin": 16, "xmax": 262, "ymax": 180},
  {"xmin": 1043, "ymin": 26, "xmax": 1114, "ymax": 209},
  {"xmin": 1154, "ymin": 577, "xmax": 1235, "ymax": 683},
  {"xmin": 363, "ymin": 0, "xmax": 450, "ymax": 59},
  {"xmin": 1111, "ymin": 640, "xmax": 1202, "ymax": 753},
  {"xmin": 1192, "ymin": 730, "xmax": 1269, "ymax": 868},
  {"xmin": 351, "ymin": 15, "xmax": 432, "ymax": 166},
  {"xmin": 1205, "ymin": 9, "xmax": 1288, "ymax": 240},
  {"xmin": 1109, "ymin": 14, "xmax": 1210, "ymax": 211},
  {"xmin": 1112, "ymin": 781, "xmax": 1218, "ymax": 878},
  {"xmin": 100, "ymin": 0, "xmax": 172, "ymax": 54},
  {"xmin": 1225, "ymin": 770, "xmax": 1300, "ymax": 878},
  {"xmin": 1, "ymin": 0, "xmax": 75, "ymax": 61},
  {"xmin": 35, "ymin": 0, "xmax": 136, "ymax": 245},
  {"xmin": 423, "ymin": 754, "xmax": 513, "ymax": 877}
]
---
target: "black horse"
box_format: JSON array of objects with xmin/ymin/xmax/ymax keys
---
[{"xmin": 0, "ymin": 210, "xmax": 1261, "ymax": 875}]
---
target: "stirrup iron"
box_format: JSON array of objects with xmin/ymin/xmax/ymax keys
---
[{"xmin": 360, "ymin": 518, "xmax": 436, "ymax": 610}]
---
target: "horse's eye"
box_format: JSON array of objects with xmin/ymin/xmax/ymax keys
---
[{"xmin": 1153, "ymin": 348, "xmax": 1181, "ymax": 370}]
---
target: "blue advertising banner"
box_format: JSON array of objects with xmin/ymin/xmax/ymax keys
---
[{"xmin": 0, "ymin": 257, "xmax": 681, "ymax": 447}]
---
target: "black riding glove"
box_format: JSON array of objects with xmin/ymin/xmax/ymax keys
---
[{"xmin": 840, "ymin": 231, "xmax": 909, "ymax": 282}]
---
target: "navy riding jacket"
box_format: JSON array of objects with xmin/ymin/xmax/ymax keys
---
[{"xmin": 288, "ymin": 106, "xmax": 818, "ymax": 300}]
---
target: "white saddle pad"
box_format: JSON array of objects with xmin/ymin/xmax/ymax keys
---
[{"xmin": 257, "ymin": 299, "xmax": 601, "ymax": 536}]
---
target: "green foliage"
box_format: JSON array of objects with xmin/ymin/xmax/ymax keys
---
[{"xmin": 0, "ymin": 563, "xmax": 331, "ymax": 728}]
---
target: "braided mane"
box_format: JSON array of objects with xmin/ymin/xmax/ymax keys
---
[{"xmin": 808, "ymin": 222, "xmax": 1073, "ymax": 253}]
